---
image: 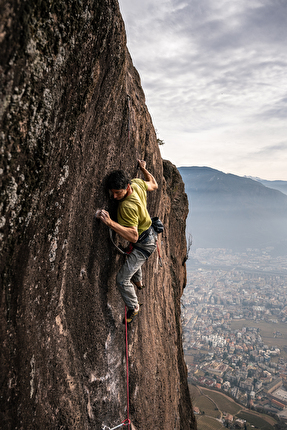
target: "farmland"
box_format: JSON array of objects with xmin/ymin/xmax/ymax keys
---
[{"xmin": 189, "ymin": 384, "xmax": 278, "ymax": 430}]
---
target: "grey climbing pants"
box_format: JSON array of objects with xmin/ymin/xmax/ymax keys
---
[{"xmin": 116, "ymin": 228, "xmax": 157, "ymax": 310}]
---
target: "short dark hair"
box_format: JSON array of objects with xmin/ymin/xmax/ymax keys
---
[{"xmin": 105, "ymin": 170, "xmax": 131, "ymax": 190}]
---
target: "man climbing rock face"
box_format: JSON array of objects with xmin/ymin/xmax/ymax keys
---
[{"xmin": 97, "ymin": 160, "xmax": 158, "ymax": 324}]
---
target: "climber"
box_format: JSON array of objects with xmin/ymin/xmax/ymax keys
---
[{"xmin": 96, "ymin": 159, "xmax": 158, "ymax": 324}]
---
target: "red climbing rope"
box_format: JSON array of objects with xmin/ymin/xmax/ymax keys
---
[
  {"xmin": 124, "ymin": 306, "xmax": 131, "ymax": 430},
  {"xmin": 102, "ymin": 308, "xmax": 131, "ymax": 430}
]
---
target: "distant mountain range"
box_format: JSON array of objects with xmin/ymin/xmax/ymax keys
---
[
  {"xmin": 178, "ymin": 167, "xmax": 287, "ymax": 255},
  {"xmin": 249, "ymin": 178, "xmax": 287, "ymax": 196}
]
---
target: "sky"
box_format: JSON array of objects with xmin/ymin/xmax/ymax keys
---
[{"xmin": 118, "ymin": 0, "xmax": 287, "ymax": 180}]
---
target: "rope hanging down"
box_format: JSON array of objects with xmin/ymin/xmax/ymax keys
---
[
  {"xmin": 109, "ymin": 228, "xmax": 128, "ymax": 255},
  {"xmin": 102, "ymin": 306, "xmax": 131, "ymax": 430},
  {"xmin": 124, "ymin": 305, "xmax": 130, "ymax": 430}
]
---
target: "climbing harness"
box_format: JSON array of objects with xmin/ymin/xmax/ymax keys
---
[
  {"xmin": 109, "ymin": 217, "xmax": 164, "ymax": 263},
  {"xmin": 102, "ymin": 306, "xmax": 131, "ymax": 430}
]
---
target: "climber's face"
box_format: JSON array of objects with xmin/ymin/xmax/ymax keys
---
[{"xmin": 111, "ymin": 184, "xmax": 132, "ymax": 201}]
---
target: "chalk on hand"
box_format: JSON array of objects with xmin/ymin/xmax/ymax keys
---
[{"xmin": 95, "ymin": 210, "xmax": 101, "ymax": 219}]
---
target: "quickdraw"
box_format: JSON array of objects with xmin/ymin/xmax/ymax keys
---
[{"xmin": 102, "ymin": 418, "xmax": 131, "ymax": 430}]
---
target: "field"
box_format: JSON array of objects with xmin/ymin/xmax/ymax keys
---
[
  {"xmin": 237, "ymin": 411, "xmax": 275, "ymax": 430},
  {"xmin": 195, "ymin": 395, "xmax": 221, "ymax": 419},
  {"xmin": 200, "ymin": 388, "xmax": 242, "ymax": 415},
  {"xmin": 196, "ymin": 415, "xmax": 225, "ymax": 429},
  {"xmin": 189, "ymin": 384, "xmax": 278, "ymax": 430}
]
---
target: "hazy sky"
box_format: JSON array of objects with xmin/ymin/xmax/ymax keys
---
[{"xmin": 118, "ymin": 0, "xmax": 287, "ymax": 180}]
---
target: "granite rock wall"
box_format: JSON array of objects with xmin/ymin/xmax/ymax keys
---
[{"xmin": 0, "ymin": 1, "xmax": 196, "ymax": 428}]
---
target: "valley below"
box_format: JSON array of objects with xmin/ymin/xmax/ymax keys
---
[{"xmin": 183, "ymin": 248, "xmax": 287, "ymax": 429}]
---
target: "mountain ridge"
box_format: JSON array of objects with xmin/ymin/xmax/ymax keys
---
[
  {"xmin": 248, "ymin": 177, "xmax": 287, "ymax": 195},
  {"xmin": 180, "ymin": 166, "xmax": 287, "ymax": 197},
  {"xmin": 179, "ymin": 166, "xmax": 287, "ymax": 254}
]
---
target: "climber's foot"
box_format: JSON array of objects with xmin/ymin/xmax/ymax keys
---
[{"xmin": 123, "ymin": 305, "xmax": 140, "ymax": 324}]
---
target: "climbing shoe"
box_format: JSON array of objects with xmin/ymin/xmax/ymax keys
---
[
  {"xmin": 122, "ymin": 306, "xmax": 140, "ymax": 325},
  {"xmin": 136, "ymin": 284, "xmax": 145, "ymax": 290}
]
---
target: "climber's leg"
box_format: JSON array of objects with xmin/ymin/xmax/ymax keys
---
[{"xmin": 116, "ymin": 248, "xmax": 146, "ymax": 310}]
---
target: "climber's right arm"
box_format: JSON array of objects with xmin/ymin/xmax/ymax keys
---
[{"xmin": 97, "ymin": 209, "xmax": 139, "ymax": 243}]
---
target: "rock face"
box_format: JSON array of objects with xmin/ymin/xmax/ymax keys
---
[{"xmin": 0, "ymin": 1, "xmax": 196, "ymax": 429}]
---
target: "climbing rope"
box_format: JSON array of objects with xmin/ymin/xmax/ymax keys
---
[
  {"xmin": 102, "ymin": 307, "xmax": 131, "ymax": 430},
  {"xmin": 124, "ymin": 306, "xmax": 130, "ymax": 430},
  {"xmin": 109, "ymin": 228, "xmax": 128, "ymax": 255}
]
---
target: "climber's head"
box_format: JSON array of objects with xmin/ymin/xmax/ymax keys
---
[{"xmin": 106, "ymin": 170, "xmax": 132, "ymax": 201}]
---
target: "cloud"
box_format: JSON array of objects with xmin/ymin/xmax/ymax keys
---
[
  {"xmin": 256, "ymin": 96, "xmax": 287, "ymax": 121},
  {"xmin": 255, "ymin": 142, "xmax": 287, "ymax": 156},
  {"xmin": 119, "ymin": 0, "xmax": 287, "ymax": 179}
]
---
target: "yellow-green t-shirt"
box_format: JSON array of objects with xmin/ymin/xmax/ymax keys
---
[{"xmin": 117, "ymin": 178, "xmax": 152, "ymax": 236}]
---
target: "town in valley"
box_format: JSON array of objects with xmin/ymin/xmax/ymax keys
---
[{"xmin": 182, "ymin": 247, "xmax": 287, "ymax": 424}]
